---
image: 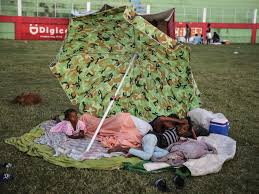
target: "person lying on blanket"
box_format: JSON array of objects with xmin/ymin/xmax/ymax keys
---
[
  {"xmin": 50, "ymin": 108, "xmax": 86, "ymax": 139},
  {"xmin": 108, "ymin": 116, "xmax": 197, "ymax": 160},
  {"xmin": 150, "ymin": 115, "xmax": 197, "ymax": 140},
  {"xmin": 51, "ymin": 109, "xmax": 151, "ymax": 149},
  {"xmin": 150, "ymin": 114, "xmax": 211, "ymax": 138}
]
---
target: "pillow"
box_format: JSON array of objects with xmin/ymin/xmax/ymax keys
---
[{"xmin": 130, "ymin": 115, "xmax": 153, "ymax": 136}]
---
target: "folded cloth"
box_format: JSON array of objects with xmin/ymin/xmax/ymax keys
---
[
  {"xmin": 151, "ymin": 138, "xmax": 217, "ymax": 167},
  {"xmin": 143, "ymin": 162, "xmax": 171, "ymax": 171}
]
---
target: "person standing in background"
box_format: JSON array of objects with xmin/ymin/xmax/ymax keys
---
[
  {"xmin": 206, "ymin": 23, "xmax": 212, "ymax": 44},
  {"xmin": 185, "ymin": 24, "xmax": 191, "ymax": 43}
]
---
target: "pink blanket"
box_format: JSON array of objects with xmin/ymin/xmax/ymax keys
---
[{"xmin": 80, "ymin": 113, "xmax": 142, "ymax": 149}]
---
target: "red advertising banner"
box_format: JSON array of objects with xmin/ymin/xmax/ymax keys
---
[
  {"xmin": 19, "ymin": 23, "xmax": 68, "ymax": 40},
  {"xmin": 0, "ymin": 16, "xmax": 69, "ymax": 40},
  {"xmin": 15, "ymin": 16, "xmax": 69, "ymax": 40}
]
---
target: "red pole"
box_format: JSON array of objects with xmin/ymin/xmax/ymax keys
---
[
  {"xmin": 251, "ymin": 24, "xmax": 257, "ymax": 44},
  {"xmin": 202, "ymin": 22, "xmax": 207, "ymax": 44},
  {"xmin": 15, "ymin": 16, "xmax": 22, "ymax": 40}
]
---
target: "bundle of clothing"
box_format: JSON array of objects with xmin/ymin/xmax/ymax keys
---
[{"xmin": 151, "ymin": 138, "xmax": 217, "ymax": 167}]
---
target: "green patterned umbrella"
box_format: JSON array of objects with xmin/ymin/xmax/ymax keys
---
[{"xmin": 50, "ymin": 6, "xmax": 200, "ymax": 120}]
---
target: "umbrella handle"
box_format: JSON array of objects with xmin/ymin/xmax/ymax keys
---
[{"xmin": 84, "ymin": 53, "xmax": 138, "ymax": 153}]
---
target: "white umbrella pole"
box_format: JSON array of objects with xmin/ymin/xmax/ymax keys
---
[{"xmin": 84, "ymin": 53, "xmax": 138, "ymax": 152}]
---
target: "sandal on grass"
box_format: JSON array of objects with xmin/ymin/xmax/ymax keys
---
[
  {"xmin": 0, "ymin": 173, "xmax": 13, "ymax": 183},
  {"xmin": 173, "ymin": 175, "xmax": 185, "ymax": 189},
  {"xmin": 154, "ymin": 178, "xmax": 170, "ymax": 192},
  {"xmin": 1, "ymin": 163, "xmax": 14, "ymax": 169}
]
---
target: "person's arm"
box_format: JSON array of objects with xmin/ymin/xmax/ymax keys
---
[
  {"xmin": 160, "ymin": 117, "xmax": 188, "ymax": 124},
  {"xmin": 68, "ymin": 130, "xmax": 85, "ymax": 139},
  {"xmin": 153, "ymin": 117, "xmax": 187, "ymax": 132}
]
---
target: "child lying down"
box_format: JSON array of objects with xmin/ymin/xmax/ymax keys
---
[
  {"xmin": 50, "ymin": 109, "xmax": 86, "ymax": 139},
  {"xmin": 108, "ymin": 116, "xmax": 197, "ymax": 160},
  {"xmin": 50, "ymin": 108, "xmax": 152, "ymax": 149}
]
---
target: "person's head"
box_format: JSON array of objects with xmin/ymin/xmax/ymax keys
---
[
  {"xmin": 195, "ymin": 33, "xmax": 198, "ymax": 36},
  {"xmin": 176, "ymin": 117, "xmax": 193, "ymax": 137},
  {"xmin": 207, "ymin": 23, "xmax": 211, "ymax": 27},
  {"xmin": 150, "ymin": 116, "xmax": 170, "ymax": 133},
  {"xmin": 176, "ymin": 123, "xmax": 190, "ymax": 137},
  {"xmin": 64, "ymin": 108, "xmax": 78, "ymax": 123},
  {"xmin": 186, "ymin": 24, "xmax": 189, "ymax": 28}
]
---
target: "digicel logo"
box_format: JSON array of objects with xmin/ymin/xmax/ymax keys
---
[{"xmin": 29, "ymin": 24, "xmax": 67, "ymax": 35}]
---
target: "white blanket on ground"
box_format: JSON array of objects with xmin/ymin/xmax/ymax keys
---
[{"xmin": 144, "ymin": 134, "xmax": 236, "ymax": 176}]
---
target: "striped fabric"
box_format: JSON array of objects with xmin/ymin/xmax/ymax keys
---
[{"xmin": 162, "ymin": 128, "xmax": 179, "ymax": 146}]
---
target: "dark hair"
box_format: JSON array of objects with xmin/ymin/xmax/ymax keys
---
[
  {"xmin": 64, "ymin": 108, "xmax": 77, "ymax": 120},
  {"xmin": 149, "ymin": 116, "xmax": 162, "ymax": 129}
]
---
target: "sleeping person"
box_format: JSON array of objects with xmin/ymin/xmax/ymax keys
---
[{"xmin": 108, "ymin": 116, "xmax": 196, "ymax": 160}]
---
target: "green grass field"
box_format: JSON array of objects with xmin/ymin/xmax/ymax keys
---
[{"xmin": 0, "ymin": 40, "xmax": 258, "ymax": 193}]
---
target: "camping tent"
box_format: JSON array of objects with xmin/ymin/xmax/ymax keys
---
[{"xmin": 50, "ymin": 6, "xmax": 200, "ymax": 121}]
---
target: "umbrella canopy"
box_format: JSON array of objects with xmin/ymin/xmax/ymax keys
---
[
  {"xmin": 50, "ymin": 6, "xmax": 200, "ymax": 120},
  {"xmin": 138, "ymin": 8, "xmax": 175, "ymax": 38}
]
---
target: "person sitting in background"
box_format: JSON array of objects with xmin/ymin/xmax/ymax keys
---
[
  {"xmin": 192, "ymin": 34, "xmax": 202, "ymax": 45},
  {"xmin": 50, "ymin": 108, "xmax": 86, "ymax": 139},
  {"xmin": 212, "ymin": 32, "xmax": 220, "ymax": 43}
]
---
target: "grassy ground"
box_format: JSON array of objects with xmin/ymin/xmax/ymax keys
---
[{"xmin": 0, "ymin": 40, "xmax": 258, "ymax": 193}]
